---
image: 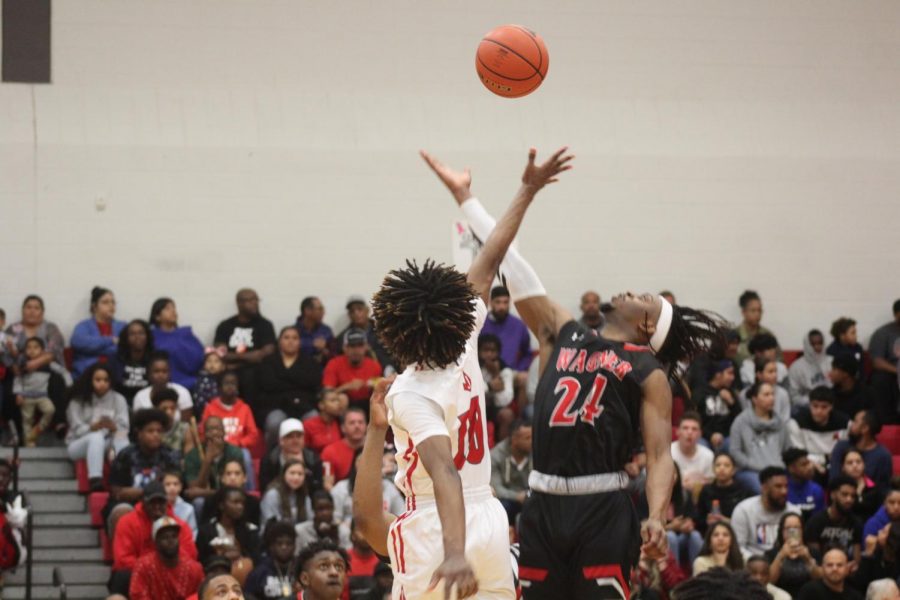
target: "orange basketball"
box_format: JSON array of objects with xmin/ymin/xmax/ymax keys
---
[{"xmin": 476, "ymin": 25, "xmax": 549, "ymax": 98}]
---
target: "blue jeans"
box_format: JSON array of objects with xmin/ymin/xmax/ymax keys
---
[
  {"xmin": 735, "ymin": 469, "xmax": 762, "ymax": 495},
  {"xmin": 667, "ymin": 530, "xmax": 704, "ymax": 570}
]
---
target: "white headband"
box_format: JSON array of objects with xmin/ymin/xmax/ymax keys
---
[{"xmin": 649, "ymin": 296, "xmax": 673, "ymax": 354}]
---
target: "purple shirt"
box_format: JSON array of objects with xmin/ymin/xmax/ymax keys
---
[
  {"xmin": 480, "ymin": 312, "xmax": 533, "ymax": 371},
  {"xmin": 295, "ymin": 320, "xmax": 335, "ymax": 359}
]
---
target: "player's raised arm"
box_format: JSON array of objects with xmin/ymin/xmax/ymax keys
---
[{"xmin": 351, "ymin": 376, "xmax": 397, "ymax": 557}]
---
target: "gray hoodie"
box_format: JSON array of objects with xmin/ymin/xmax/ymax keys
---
[
  {"xmin": 65, "ymin": 390, "xmax": 130, "ymax": 444},
  {"xmin": 787, "ymin": 334, "xmax": 832, "ymax": 408},
  {"xmin": 729, "ymin": 408, "xmax": 791, "ymax": 472}
]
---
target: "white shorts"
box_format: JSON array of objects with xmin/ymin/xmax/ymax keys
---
[{"xmin": 388, "ymin": 488, "xmax": 515, "ymax": 599}]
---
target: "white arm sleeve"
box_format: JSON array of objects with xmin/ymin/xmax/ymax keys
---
[
  {"xmin": 461, "ymin": 197, "xmax": 547, "ymax": 302},
  {"xmin": 391, "ymin": 391, "xmax": 450, "ymax": 445}
]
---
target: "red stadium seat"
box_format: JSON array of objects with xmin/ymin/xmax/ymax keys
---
[
  {"xmin": 63, "ymin": 347, "xmax": 74, "ymax": 372},
  {"xmin": 252, "ymin": 459, "xmax": 260, "ymax": 482},
  {"xmin": 893, "ymin": 456, "xmax": 900, "ymax": 477},
  {"xmin": 75, "ymin": 459, "xmax": 111, "ymax": 494},
  {"xmin": 877, "ymin": 425, "xmax": 900, "ymax": 456},
  {"xmin": 782, "ymin": 350, "xmax": 801, "ymax": 368},
  {"xmin": 88, "ymin": 492, "xmax": 109, "ymax": 528},
  {"xmin": 100, "ymin": 528, "xmax": 112, "ymax": 563}
]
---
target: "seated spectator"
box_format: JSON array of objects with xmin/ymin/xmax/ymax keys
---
[
  {"xmin": 149, "ymin": 297, "xmax": 205, "ymax": 390},
  {"xmin": 696, "ymin": 452, "xmax": 753, "ymax": 535},
  {"xmin": 739, "ymin": 334, "xmax": 788, "ymax": 392},
  {"xmin": 201, "ymin": 371, "xmax": 260, "ymax": 487},
  {"xmin": 828, "ymin": 317, "xmax": 865, "ymax": 366},
  {"xmin": 111, "ymin": 319, "xmax": 154, "ymax": 405},
  {"xmin": 842, "ymin": 449, "xmax": 883, "ymax": 523},
  {"xmin": 295, "ymin": 539, "xmax": 349, "ymax": 600},
  {"xmin": 480, "ymin": 286, "xmax": 533, "ymax": 372},
  {"xmin": 864, "ymin": 481, "xmax": 900, "ymax": 541},
  {"xmin": 153, "ymin": 388, "xmax": 194, "ymax": 462},
  {"xmin": 732, "ymin": 466, "xmax": 796, "ymax": 556},
  {"xmin": 4, "ymin": 294, "xmax": 67, "ymax": 375},
  {"xmin": 320, "ymin": 408, "xmax": 367, "ymax": 482},
  {"xmin": 577, "ymin": 290, "xmax": 603, "ymax": 331},
  {"xmin": 244, "ymin": 520, "xmax": 297, "ymax": 600},
  {"xmin": 687, "ymin": 329, "xmax": 741, "ymax": 392},
  {"xmin": 322, "ymin": 329, "xmax": 381, "ymax": 413},
  {"xmin": 294, "ymin": 491, "xmax": 351, "ymax": 552},
  {"xmin": 259, "ymin": 326, "xmax": 322, "ymax": 440},
  {"xmin": 865, "ymin": 578, "xmax": 900, "ymax": 600},
  {"xmin": 630, "ymin": 546, "xmax": 688, "ymax": 600},
  {"xmin": 735, "ymin": 291, "xmax": 775, "ymax": 365},
  {"xmin": 331, "ymin": 450, "xmax": 404, "ymax": 528},
  {"xmin": 193, "ymin": 349, "xmax": 225, "ymax": 419},
  {"xmin": 868, "ymin": 300, "xmax": 900, "ymax": 425},
  {"xmin": 489, "ymin": 420, "xmax": 533, "ymax": 524},
  {"xmin": 197, "ymin": 486, "xmax": 261, "ymax": 567},
  {"xmin": 830, "ymin": 410, "xmax": 894, "ymax": 493},
  {"xmin": 13, "ymin": 337, "xmax": 64, "ymax": 446},
  {"xmin": 804, "ymin": 475, "xmax": 862, "ymax": 569},
  {"xmin": 789, "ymin": 386, "xmax": 848, "ymax": 477},
  {"xmin": 670, "ymin": 411, "xmax": 714, "ymax": 491},
  {"xmin": 184, "ymin": 416, "xmax": 245, "ymax": 514},
  {"xmin": 860, "ymin": 523, "xmax": 900, "ymax": 590},
  {"xmin": 788, "ymin": 329, "xmax": 832, "ymax": 408},
  {"xmin": 745, "ymin": 555, "xmax": 792, "ymax": 600},
  {"xmin": 831, "ymin": 356, "xmax": 875, "ymax": 420},
  {"xmin": 784, "ymin": 447, "xmax": 825, "ymax": 519},
  {"xmin": 65, "ymin": 363, "xmax": 130, "ymax": 492},
  {"xmin": 296, "ymin": 296, "xmax": 334, "ymax": 365},
  {"xmin": 738, "ymin": 356, "xmax": 790, "ymax": 423},
  {"xmin": 107, "ymin": 409, "xmax": 180, "ymax": 534},
  {"xmin": 133, "ymin": 353, "xmax": 194, "ymax": 423},
  {"xmin": 796, "ymin": 548, "xmax": 862, "ymax": 600},
  {"xmin": 259, "ymin": 419, "xmax": 323, "ymax": 494},
  {"xmin": 730, "ymin": 382, "xmax": 791, "ymax": 494},
  {"xmin": 302, "ymin": 391, "xmax": 347, "ymax": 454},
  {"xmin": 660, "ymin": 464, "xmax": 704, "ymax": 569},
  {"xmin": 693, "ymin": 359, "xmax": 740, "ymax": 450},
  {"xmin": 129, "ymin": 516, "xmax": 204, "ymax": 600},
  {"xmin": 763, "ymin": 512, "xmax": 822, "ymax": 597},
  {"xmin": 214, "ymin": 288, "xmax": 277, "ymax": 405},
  {"xmin": 70, "ymin": 286, "xmax": 126, "ymax": 378},
  {"xmin": 109, "ymin": 481, "xmax": 197, "ymax": 596},
  {"xmin": 336, "ymin": 295, "xmax": 395, "ymax": 375},
  {"xmin": 200, "ymin": 459, "xmax": 261, "ymax": 526},
  {"xmin": 478, "ymin": 334, "xmax": 516, "ymax": 441},
  {"xmin": 345, "ymin": 520, "xmax": 382, "ymax": 598},
  {"xmin": 261, "ymin": 459, "xmax": 311, "ymax": 529},
  {"xmin": 693, "ymin": 521, "xmax": 744, "ymax": 575},
  {"xmin": 162, "ymin": 468, "xmax": 197, "ymax": 539}
]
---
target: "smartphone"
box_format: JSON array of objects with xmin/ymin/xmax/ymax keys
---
[{"xmin": 786, "ymin": 528, "xmax": 801, "ymax": 543}]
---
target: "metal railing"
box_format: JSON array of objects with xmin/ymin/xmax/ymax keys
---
[
  {"xmin": 52, "ymin": 566, "xmax": 67, "ymax": 600},
  {"xmin": 23, "ymin": 491, "xmax": 33, "ymax": 600}
]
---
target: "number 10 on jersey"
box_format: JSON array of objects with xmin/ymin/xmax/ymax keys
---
[{"xmin": 550, "ymin": 374, "xmax": 609, "ymax": 427}]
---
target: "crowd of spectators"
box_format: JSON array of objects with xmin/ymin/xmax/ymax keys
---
[{"xmin": 0, "ymin": 286, "xmax": 899, "ymax": 599}]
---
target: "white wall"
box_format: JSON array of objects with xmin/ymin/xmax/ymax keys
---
[{"xmin": 1, "ymin": 0, "xmax": 899, "ymax": 348}]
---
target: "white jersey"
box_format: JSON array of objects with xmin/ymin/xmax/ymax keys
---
[{"xmin": 387, "ymin": 298, "xmax": 491, "ymax": 503}]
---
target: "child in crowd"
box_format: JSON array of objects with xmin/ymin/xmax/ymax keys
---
[
  {"xmin": 302, "ymin": 389, "xmax": 347, "ymax": 454},
  {"xmin": 201, "ymin": 371, "xmax": 259, "ymax": 489},
  {"xmin": 13, "ymin": 337, "xmax": 66, "ymax": 446},
  {"xmin": 478, "ymin": 334, "xmax": 516, "ymax": 442},
  {"xmin": 194, "ymin": 349, "xmax": 225, "ymax": 418},
  {"xmin": 260, "ymin": 459, "xmax": 311, "ymax": 532},
  {"xmin": 163, "ymin": 467, "xmax": 198, "ymax": 538},
  {"xmin": 244, "ymin": 520, "xmax": 297, "ymax": 600},
  {"xmin": 152, "ymin": 387, "xmax": 194, "ymax": 462},
  {"xmin": 294, "ymin": 490, "xmax": 351, "ymax": 552},
  {"xmin": 133, "ymin": 352, "xmax": 194, "ymax": 423}
]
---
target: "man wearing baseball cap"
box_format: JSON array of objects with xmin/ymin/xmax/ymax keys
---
[
  {"xmin": 336, "ymin": 295, "xmax": 395, "ymax": 374},
  {"xmin": 129, "ymin": 515, "xmax": 204, "ymax": 600},
  {"xmin": 259, "ymin": 418, "xmax": 324, "ymax": 493},
  {"xmin": 322, "ymin": 328, "xmax": 382, "ymax": 412}
]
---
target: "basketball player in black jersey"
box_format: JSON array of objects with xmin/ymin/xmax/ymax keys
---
[{"xmin": 422, "ymin": 151, "xmax": 728, "ymax": 600}]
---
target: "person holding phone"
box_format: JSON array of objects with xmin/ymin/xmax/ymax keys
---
[{"xmin": 764, "ymin": 512, "xmax": 823, "ymax": 597}]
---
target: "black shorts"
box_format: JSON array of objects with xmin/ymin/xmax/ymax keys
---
[{"xmin": 518, "ymin": 490, "xmax": 640, "ymax": 600}]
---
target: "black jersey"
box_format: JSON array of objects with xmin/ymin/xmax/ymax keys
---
[{"xmin": 532, "ymin": 320, "xmax": 662, "ymax": 477}]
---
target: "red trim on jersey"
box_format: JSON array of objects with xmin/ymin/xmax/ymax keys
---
[
  {"xmin": 518, "ymin": 566, "xmax": 549, "ymax": 582},
  {"xmin": 396, "ymin": 522, "xmax": 406, "ymax": 573},
  {"xmin": 390, "ymin": 528, "xmax": 400, "ymax": 572},
  {"xmin": 622, "ymin": 343, "xmax": 650, "ymax": 353},
  {"xmin": 403, "ymin": 438, "xmax": 419, "ymax": 512},
  {"xmin": 582, "ymin": 565, "xmax": 629, "ymax": 599}
]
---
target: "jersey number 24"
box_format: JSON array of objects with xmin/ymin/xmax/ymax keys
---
[
  {"xmin": 550, "ymin": 374, "xmax": 609, "ymax": 427},
  {"xmin": 454, "ymin": 396, "xmax": 485, "ymax": 469}
]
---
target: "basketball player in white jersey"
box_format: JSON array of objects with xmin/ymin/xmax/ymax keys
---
[{"xmin": 367, "ymin": 147, "xmax": 573, "ymax": 599}]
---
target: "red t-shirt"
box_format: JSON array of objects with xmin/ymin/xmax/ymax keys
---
[
  {"xmin": 129, "ymin": 552, "xmax": 204, "ymax": 600},
  {"xmin": 201, "ymin": 398, "xmax": 260, "ymax": 450},
  {"xmin": 97, "ymin": 321, "xmax": 113, "ymax": 337},
  {"xmin": 322, "ymin": 355, "xmax": 382, "ymax": 402},
  {"xmin": 302, "ymin": 414, "xmax": 343, "ymax": 453},
  {"xmin": 348, "ymin": 548, "xmax": 380, "ymax": 577},
  {"xmin": 320, "ymin": 439, "xmax": 356, "ymax": 482}
]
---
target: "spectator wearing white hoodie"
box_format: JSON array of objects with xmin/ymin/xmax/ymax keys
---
[{"xmin": 788, "ymin": 329, "xmax": 832, "ymax": 409}]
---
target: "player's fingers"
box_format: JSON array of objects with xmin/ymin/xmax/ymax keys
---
[
  {"xmin": 550, "ymin": 145, "xmax": 569, "ymax": 162},
  {"xmin": 527, "ymin": 147, "xmax": 537, "ymax": 166},
  {"xmin": 428, "ymin": 571, "xmax": 442, "ymax": 592}
]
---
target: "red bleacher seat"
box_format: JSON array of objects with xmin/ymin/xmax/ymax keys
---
[
  {"xmin": 88, "ymin": 491, "xmax": 110, "ymax": 528},
  {"xmin": 879, "ymin": 425, "xmax": 900, "ymax": 456},
  {"xmin": 782, "ymin": 350, "xmax": 801, "ymax": 368},
  {"xmin": 75, "ymin": 459, "xmax": 111, "ymax": 494},
  {"xmin": 100, "ymin": 528, "xmax": 112, "ymax": 563},
  {"xmin": 63, "ymin": 347, "xmax": 74, "ymax": 372},
  {"xmin": 894, "ymin": 456, "xmax": 900, "ymax": 477}
]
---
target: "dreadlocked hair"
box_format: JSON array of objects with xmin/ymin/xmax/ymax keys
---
[
  {"xmin": 671, "ymin": 567, "xmax": 770, "ymax": 600},
  {"xmin": 372, "ymin": 259, "xmax": 477, "ymax": 369},
  {"xmin": 655, "ymin": 304, "xmax": 730, "ymax": 380}
]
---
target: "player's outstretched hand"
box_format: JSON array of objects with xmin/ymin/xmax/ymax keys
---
[
  {"xmin": 369, "ymin": 374, "xmax": 395, "ymax": 430},
  {"xmin": 429, "ymin": 554, "xmax": 479, "ymax": 599},
  {"xmin": 420, "ymin": 150, "xmax": 472, "ymax": 205},
  {"xmin": 640, "ymin": 518, "xmax": 669, "ymax": 560},
  {"xmin": 521, "ymin": 146, "xmax": 574, "ymax": 191}
]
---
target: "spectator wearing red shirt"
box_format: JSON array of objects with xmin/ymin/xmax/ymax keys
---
[
  {"xmin": 322, "ymin": 329, "xmax": 381, "ymax": 412},
  {"xmin": 202, "ymin": 371, "xmax": 260, "ymax": 451},
  {"xmin": 320, "ymin": 408, "xmax": 367, "ymax": 482},
  {"xmin": 346, "ymin": 520, "xmax": 381, "ymax": 598},
  {"xmin": 303, "ymin": 390, "xmax": 347, "ymax": 454},
  {"xmin": 130, "ymin": 516, "xmax": 204, "ymax": 600},
  {"xmin": 110, "ymin": 481, "xmax": 197, "ymax": 595}
]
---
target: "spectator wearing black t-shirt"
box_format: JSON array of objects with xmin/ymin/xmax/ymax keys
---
[
  {"xmin": 213, "ymin": 288, "xmax": 276, "ymax": 410},
  {"xmin": 805, "ymin": 475, "xmax": 863, "ymax": 568},
  {"xmin": 695, "ymin": 452, "xmax": 752, "ymax": 534},
  {"xmin": 110, "ymin": 319, "xmax": 155, "ymax": 405},
  {"xmin": 828, "ymin": 318, "xmax": 864, "ymax": 367},
  {"xmin": 795, "ymin": 548, "xmax": 863, "ymax": 600},
  {"xmin": 830, "ymin": 357, "xmax": 875, "ymax": 420}
]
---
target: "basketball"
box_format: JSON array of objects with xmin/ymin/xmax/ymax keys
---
[{"xmin": 476, "ymin": 25, "xmax": 549, "ymax": 98}]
